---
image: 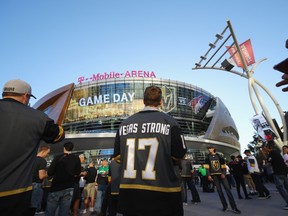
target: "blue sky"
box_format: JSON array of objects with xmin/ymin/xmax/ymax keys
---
[{"xmin": 1, "ymin": 0, "xmax": 287, "ymax": 151}]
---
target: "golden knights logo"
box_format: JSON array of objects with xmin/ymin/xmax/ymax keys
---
[
  {"xmin": 161, "ymin": 86, "xmax": 176, "ymax": 113},
  {"xmin": 211, "ymin": 160, "xmax": 220, "ymax": 171}
]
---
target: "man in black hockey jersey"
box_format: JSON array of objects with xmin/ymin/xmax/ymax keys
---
[
  {"xmin": 205, "ymin": 145, "xmax": 241, "ymax": 214},
  {"xmin": 0, "ymin": 79, "xmax": 65, "ymax": 216},
  {"xmin": 113, "ymin": 86, "xmax": 187, "ymax": 216}
]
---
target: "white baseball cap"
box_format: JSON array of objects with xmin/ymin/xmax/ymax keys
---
[{"xmin": 3, "ymin": 79, "xmax": 36, "ymax": 99}]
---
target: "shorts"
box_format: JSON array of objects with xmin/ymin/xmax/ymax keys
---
[{"xmin": 83, "ymin": 183, "xmax": 96, "ymax": 198}]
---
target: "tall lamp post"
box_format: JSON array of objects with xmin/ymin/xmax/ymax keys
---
[{"xmin": 193, "ymin": 19, "xmax": 287, "ymax": 150}]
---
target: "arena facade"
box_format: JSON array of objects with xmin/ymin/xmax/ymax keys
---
[{"xmin": 34, "ymin": 72, "xmax": 240, "ymax": 165}]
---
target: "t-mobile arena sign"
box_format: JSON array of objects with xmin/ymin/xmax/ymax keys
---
[{"xmin": 78, "ymin": 70, "xmax": 156, "ymax": 84}]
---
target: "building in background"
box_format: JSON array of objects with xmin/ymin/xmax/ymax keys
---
[{"xmin": 34, "ymin": 76, "xmax": 240, "ymax": 165}]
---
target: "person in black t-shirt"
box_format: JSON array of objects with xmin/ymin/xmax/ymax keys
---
[
  {"xmin": 82, "ymin": 161, "xmax": 97, "ymax": 213},
  {"xmin": 262, "ymin": 141, "xmax": 288, "ymax": 210},
  {"xmin": 26, "ymin": 145, "xmax": 50, "ymax": 215},
  {"xmin": 46, "ymin": 142, "xmax": 81, "ymax": 216},
  {"xmin": 229, "ymin": 155, "xmax": 252, "ymax": 200}
]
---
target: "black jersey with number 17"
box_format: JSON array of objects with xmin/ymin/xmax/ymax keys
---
[{"xmin": 113, "ymin": 109, "xmax": 187, "ymax": 215}]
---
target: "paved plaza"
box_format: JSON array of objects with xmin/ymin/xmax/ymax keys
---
[
  {"xmin": 183, "ymin": 182, "xmax": 285, "ymax": 216},
  {"xmin": 37, "ymin": 182, "xmax": 286, "ymax": 216}
]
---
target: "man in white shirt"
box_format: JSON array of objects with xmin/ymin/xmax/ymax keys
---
[{"xmin": 243, "ymin": 150, "xmax": 271, "ymax": 199}]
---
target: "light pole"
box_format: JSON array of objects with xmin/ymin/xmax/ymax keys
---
[{"xmin": 193, "ymin": 19, "xmax": 287, "ymax": 150}]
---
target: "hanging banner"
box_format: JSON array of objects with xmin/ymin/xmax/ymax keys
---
[
  {"xmin": 250, "ymin": 114, "xmax": 275, "ymax": 141},
  {"xmin": 226, "ymin": 39, "xmax": 255, "ymax": 68}
]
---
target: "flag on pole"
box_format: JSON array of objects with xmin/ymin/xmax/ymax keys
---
[{"xmin": 226, "ymin": 39, "xmax": 255, "ymax": 68}]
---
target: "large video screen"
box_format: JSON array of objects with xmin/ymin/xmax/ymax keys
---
[{"xmin": 63, "ymin": 81, "xmax": 213, "ymax": 124}]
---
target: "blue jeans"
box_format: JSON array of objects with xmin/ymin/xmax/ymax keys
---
[
  {"xmin": 45, "ymin": 188, "xmax": 74, "ymax": 216},
  {"xmin": 94, "ymin": 184, "xmax": 107, "ymax": 212},
  {"xmin": 273, "ymin": 174, "xmax": 288, "ymax": 204},
  {"xmin": 31, "ymin": 182, "xmax": 43, "ymax": 210}
]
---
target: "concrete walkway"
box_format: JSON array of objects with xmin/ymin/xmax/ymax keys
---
[
  {"xmin": 183, "ymin": 182, "xmax": 286, "ymax": 216},
  {"xmin": 38, "ymin": 182, "xmax": 287, "ymax": 215}
]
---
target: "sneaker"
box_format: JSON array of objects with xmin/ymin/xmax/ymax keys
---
[
  {"xmin": 258, "ymin": 196, "xmax": 266, "ymax": 200},
  {"xmin": 183, "ymin": 202, "xmax": 188, "ymax": 205},
  {"xmin": 89, "ymin": 207, "xmax": 94, "ymax": 212},
  {"xmin": 80, "ymin": 209, "xmax": 87, "ymax": 214},
  {"xmin": 222, "ymin": 206, "xmax": 228, "ymax": 212},
  {"xmin": 283, "ymin": 205, "xmax": 288, "ymax": 210},
  {"xmin": 232, "ymin": 208, "xmax": 241, "ymax": 214},
  {"xmin": 35, "ymin": 211, "xmax": 45, "ymax": 215},
  {"xmin": 266, "ymin": 194, "xmax": 271, "ymax": 199}
]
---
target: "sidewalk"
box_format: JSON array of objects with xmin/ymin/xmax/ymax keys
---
[
  {"xmin": 38, "ymin": 182, "xmax": 286, "ymax": 215},
  {"xmin": 183, "ymin": 182, "xmax": 286, "ymax": 216}
]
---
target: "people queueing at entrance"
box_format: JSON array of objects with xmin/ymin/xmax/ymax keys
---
[
  {"xmin": 78, "ymin": 175, "xmax": 86, "ymax": 209},
  {"xmin": 282, "ymin": 145, "xmax": 288, "ymax": 168},
  {"xmin": 82, "ymin": 160, "xmax": 97, "ymax": 214},
  {"xmin": 225, "ymin": 162, "xmax": 234, "ymax": 189},
  {"xmin": 180, "ymin": 157, "xmax": 201, "ymax": 205},
  {"xmin": 113, "ymin": 86, "xmax": 187, "ymax": 216},
  {"xmin": 198, "ymin": 163, "xmax": 209, "ymax": 192},
  {"xmin": 241, "ymin": 155, "xmax": 257, "ymax": 196},
  {"xmin": 243, "ymin": 149, "xmax": 271, "ymax": 200},
  {"xmin": 0, "ymin": 79, "xmax": 65, "ymax": 216},
  {"xmin": 99, "ymin": 156, "xmax": 121, "ymax": 216},
  {"xmin": 45, "ymin": 142, "xmax": 81, "ymax": 216},
  {"xmin": 41, "ymin": 176, "xmax": 53, "ymax": 214},
  {"xmin": 71, "ymin": 154, "xmax": 87, "ymax": 216},
  {"xmin": 95, "ymin": 158, "xmax": 109, "ymax": 213},
  {"xmin": 262, "ymin": 141, "xmax": 288, "ymax": 210},
  {"xmin": 229, "ymin": 155, "xmax": 252, "ymax": 200},
  {"xmin": 193, "ymin": 167, "xmax": 200, "ymax": 185},
  {"xmin": 205, "ymin": 145, "xmax": 241, "ymax": 214},
  {"xmin": 27, "ymin": 145, "xmax": 51, "ymax": 216},
  {"xmin": 227, "ymin": 156, "xmax": 237, "ymax": 188},
  {"xmin": 107, "ymin": 157, "xmax": 121, "ymax": 216}
]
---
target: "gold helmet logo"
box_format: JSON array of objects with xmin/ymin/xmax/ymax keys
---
[
  {"xmin": 211, "ymin": 160, "xmax": 220, "ymax": 171},
  {"xmin": 161, "ymin": 86, "xmax": 176, "ymax": 113}
]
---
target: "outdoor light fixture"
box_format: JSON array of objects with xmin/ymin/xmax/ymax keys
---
[
  {"xmin": 221, "ymin": 58, "xmax": 234, "ymax": 71},
  {"xmin": 209, "ymin": 43, "xmax": 216, "ymax": 48},
  {"xmin": 216, "ymin": 34, "xmax": 223, "ymax": 40}
]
